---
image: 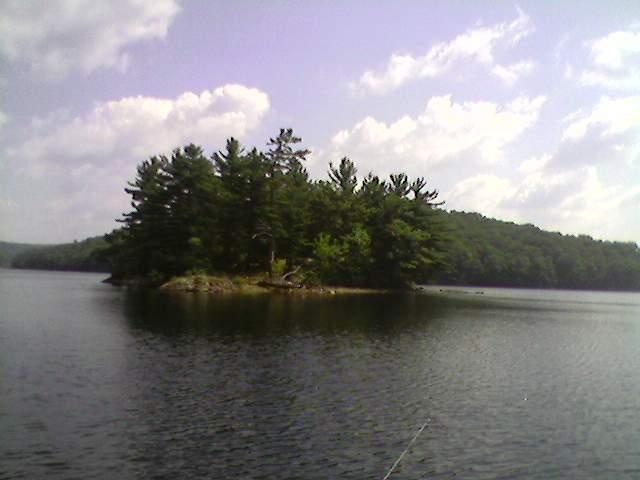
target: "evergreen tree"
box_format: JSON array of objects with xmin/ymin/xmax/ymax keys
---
[
  {"xmin": 260, "ymin": 128, "xmax": 311, "ymax": 277},
  {"xmin": 105, "ymin": 128, "xmax": 450, "ymax": 288}
]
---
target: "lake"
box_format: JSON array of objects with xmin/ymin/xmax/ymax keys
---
[{"xmin": 1, "ymin": 269, "xmax": 640, "ymax": 479}]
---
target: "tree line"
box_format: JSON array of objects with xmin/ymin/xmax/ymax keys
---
[
  {"xmin": 0, "ymin": 241, "xmax": 35, "ymax": 267},
  {"xmin": 8, "ymin": 128, "xmax": 640, "ymax": 291},
  {"xmin": 436, "ymin": 211, "xmax": 640, "ymax": 291},
  {"xmin": 10, "ymin": 237, "xmax": 110, "ymax": 272}
]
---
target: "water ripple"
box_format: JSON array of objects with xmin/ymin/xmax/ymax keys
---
[{"xmin": 2, "ymin": 272, "xmax": 640, "ymax": 478}]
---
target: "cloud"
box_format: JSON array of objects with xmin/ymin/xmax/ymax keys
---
[
  {"xmin": 444, "ymin": 164, "xmax": 588, "ymax": 224},
  {"xmin": 2, "ymin": 84, "xmax": 270, "ymax": 242},
  {"xmin": 445, "ymin": 92, "xmax": 640, "ymax": 241},
  {"xmin": 491, "ymin": 60, "xmax": 536, "ymax": 86},
  {"xmin": 589, "ymin": 29, "xmax": 640, "ymax": 70},
  {"xmin": 352, "ymin": 10, "xmax": 533, "ymax": 95},
  {"xmin": 0, "ymin": 0, "xmax": 180, "ymax": 79},
  {"xmin": 317, "ymin": 94, "xmax": 546, "ymax": 177},
  {"xmin": 511, "ymin": 166, "xmax": 640, "ymax": 240},
  {"xmin": 447, "ymin": 174, "xmax": 517, "ymax": 219},
  {"xmin": 8, "ymin": 84, "xmax": 270, "ymax": 170},
  {"xmin": 562, "ymin": 96, "xmax": 640, "ymax": 141},
  {"xmin": 579, "ymin": 26, "xmax": 640, "ymax": 91},
  {"xmin": 447, "ymin": 165, "xmax": 640, "ymax": 241},
  {"xmin": 580, "ymin": 69, "xmax": 640, "ymax": 91},
  {"xmin": 518, "ymin": 153, "xmax": 551, "ymax": 174}
]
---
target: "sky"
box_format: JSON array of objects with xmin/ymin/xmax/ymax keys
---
[{"xmin": 1, "ymin": 0, "xmax": 639, "ymax": 244}]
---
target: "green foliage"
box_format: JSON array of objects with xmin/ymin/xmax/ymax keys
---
[
  {"xmin": 10, "ymin": 237, "xmax": 109, "ymax": 272},
  {"xmin": 436, "ymin": 212, "xmax": 640, "ymax": 291},
  {"xmin": 313, "ymin": 225, "xmax": 373, "ymax": 286},
  {"xmin": 0, "ymin": 241, "xmax": 37, "ymax": 267},
  {"xmin": 328, "ymin": 157, "xmax": 358, "ymax": 194},
  {"xmin": 271, "ymin": 258, "xmax": 288, "ymax": 278},
  {"xmin": 105, "ymin": 129, "xmax": 446, "ymax": 288},
  {"xmin": 313, "ymin": 233, "xmax": 344, "ymax": 284}
]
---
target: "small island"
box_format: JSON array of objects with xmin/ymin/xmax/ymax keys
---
[{"xmin": 103, "ymin": 128, "xmax": 446, "ymax": 293}]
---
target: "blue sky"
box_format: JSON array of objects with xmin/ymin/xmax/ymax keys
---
[{"xmin": 1, "ymin": 0, "xmax": 639, "ymax": 243}]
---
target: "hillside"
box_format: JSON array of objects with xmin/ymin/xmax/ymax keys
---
[
  {"xmin": 0, "ymin": 241, "xmax": 41, "ymax": 267},
  {"xmin": 437, "ymin": 211, "xmax": 640, "ymax": 291},
  {"xmin": 10, "ymin": 236, "xmax": 110, "ymax": 273}
]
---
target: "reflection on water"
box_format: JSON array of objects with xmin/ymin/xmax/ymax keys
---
[
  {"xmin": 1, "ymin": 269, "xmax": 640, "ymax": 479},
  {"xmin": 122, "ymin": 290, "xmax": 454, "ymax": 336}
]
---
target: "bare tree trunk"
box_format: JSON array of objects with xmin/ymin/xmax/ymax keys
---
[
  {"xmin": 252, "ymin": 225, "xmax": 275, "ymax": 279},
  {"xmin": 268, "ymin": 236, "xmax": 275, "ymax": 279},
  {"xmin": 281, "ymin": 265, "xmax": 301, "ymax": 282}
]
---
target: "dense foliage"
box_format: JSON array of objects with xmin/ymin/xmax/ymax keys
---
[
  {"xmin": 11, "ymin": 237, "xmax": 110, "ymax": 272},
  {"xmin": 104, "ymin": 129, "xmax": 447, "ymax": 287},
  {"xmin": 0, "ymin": 241, "xmax": 36, "ymax": 267},
  {"xmin": 436, "ymin": 212, "xmax": 640, "ymax": 291}
]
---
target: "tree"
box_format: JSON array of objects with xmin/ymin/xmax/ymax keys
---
[
  {"xmin": 259, "ymin": 128, "xmax": 311, "ymax": 277},
  {"xmin": 328, "ymin": 157, "xmax": 357, "ymax": 195},
  {"xmin": 410, "ymin": 177, "xmax": 444, "ymax": 206},
  {"xmin": 163, "ymin": 144, "xmax": 218, "ymax": 273},
  {"xmin": 117, "ymin": 155, "xmax": 172, "ymax": 275},
  {"xmin": 212, "ymin": 138, "xmax": 252, "ymax": 269}
]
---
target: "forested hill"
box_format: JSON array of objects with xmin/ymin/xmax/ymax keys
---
[
  {"xmin": 9, "ymin": 237, "xmax": 110, "ymax": 272},
  {"xmin": 0, "ymin": 241, "xmax": 38, "ymax": 267},
  {"xmin": 436, "ymin": 211, "xmax": 640, "ymax": 291},
  {"xmin": 3, "ymin": 213, "xmax": 640, "ymax": 290}
]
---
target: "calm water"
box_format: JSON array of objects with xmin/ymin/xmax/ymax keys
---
[{"xmin": 1, "ymin": 269, "xmax": 640, "ymax": 479}]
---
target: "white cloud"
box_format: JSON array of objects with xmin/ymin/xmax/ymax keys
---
[
  {"xmin": 511, "ymin": 166, "xmax": 640, "ymax": 240},
  {"xmin": 447, "ymin": 166, "xmax": 640, "ymax": 241},
  {"xmin": 447, "ymin": 174, "xmax": 517, "ymax": 219},
  {"xmin": 491, "ymin": 60, "xmax": 536, "ymax": 86},
  {"xmin": 579, "ymin": 27, "xmax": 640, "ymax": 91},
  {"xmin": 518, "ymin": 153, "xmax": 551, "ymax": 174},
  {"xmin": 9, "ymin": 84, "xmax": 270, "ymax": 170},
  {"xmin": 0, "ymin": 0, "xmax": 180, "ymax": 79},
  {"xmin": 580, "ymin": 69, "xmax": 640, "ymax": 91},
  {"xmin": 562, "ymin": 96, "xmax": 640, "ymax": 141},
  {"xmin": 352, "ymin": 10, "xmax": 533, "ymax": 95},
  {"xmin": 444, "ymin": 91, "xmax": 640, "ymax": 241},
  {"xmin": 320, "ymin": 94, "xmax": 546, "ymax": 177},
  {"xmin": 2, "ymin": 84, "xmax": 270, "ymax": 242},
  {"xmin": 589, "ymin": 29, "xmax": 640, "ymax": 70}
]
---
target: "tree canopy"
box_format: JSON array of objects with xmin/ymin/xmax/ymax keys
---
[
  {"xmin": 436, "ymin": 212, "xmax": 640, "ymax": 291},
  {"xmin": 10, "ymin": 237, "xmax": 109, "ymax": 272},
  {"xmin": 104, "ymin": 129, "xmax": 446, "ymax": 288},
  {"xmin": 0, "ymin": 241, "xmax": 38, "ymax": 267}
]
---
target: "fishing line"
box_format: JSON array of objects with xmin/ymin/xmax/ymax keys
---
[{"xmin": 381, "ymin": 419, "xmax": 429, "ymax": 480}]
